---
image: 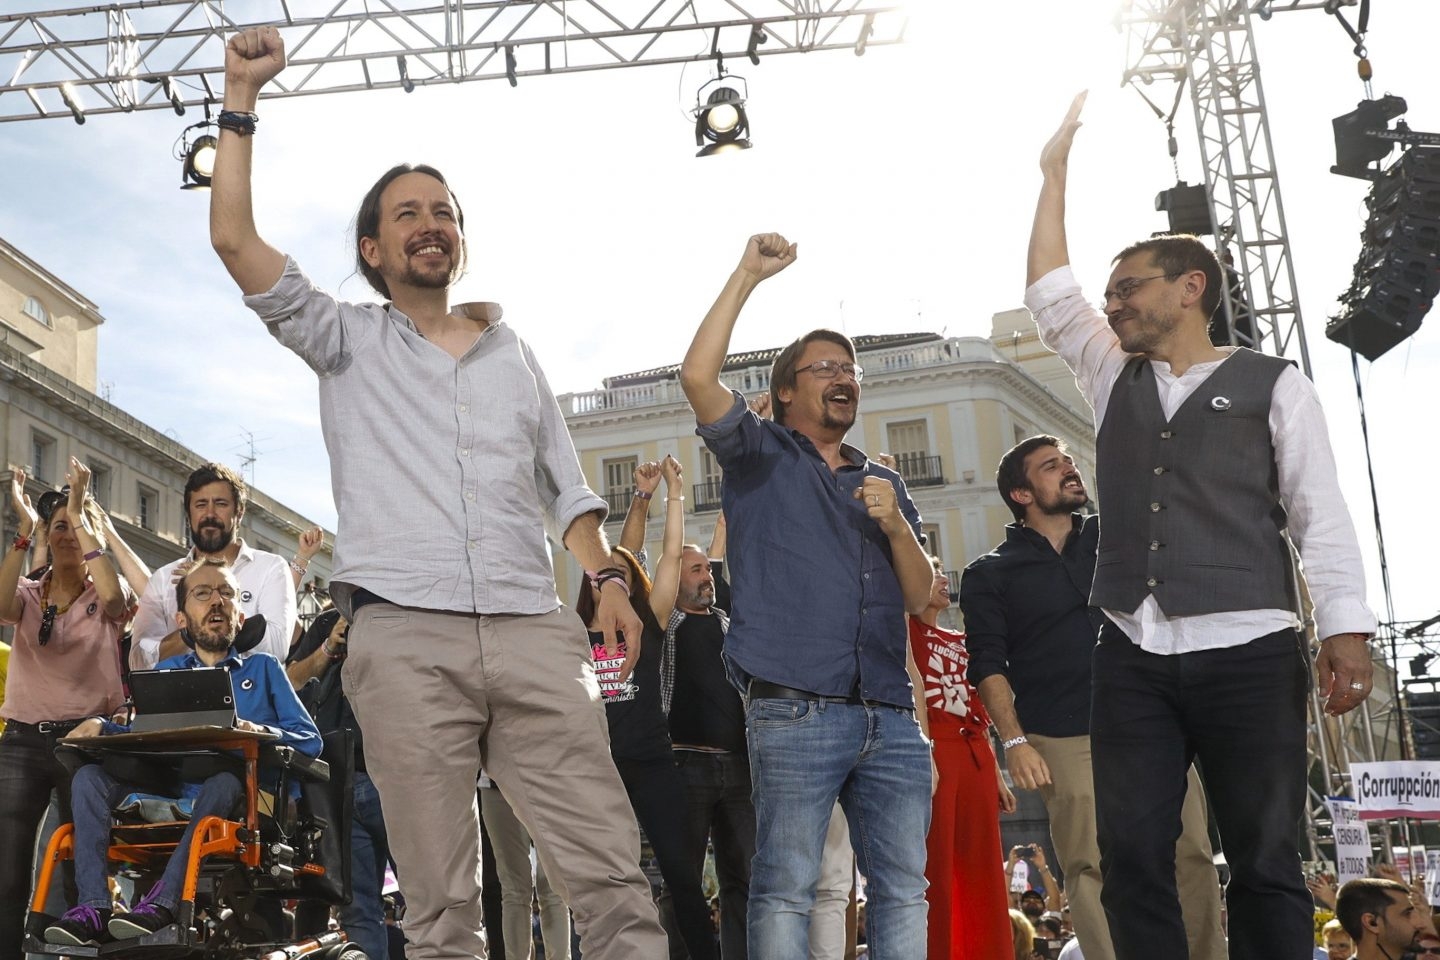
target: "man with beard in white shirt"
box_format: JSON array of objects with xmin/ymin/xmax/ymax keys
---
[{"xmin": 131, "ymin": 462, "xmax": 294, "ymax": 669}]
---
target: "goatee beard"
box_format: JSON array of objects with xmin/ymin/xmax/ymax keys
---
[
  {"xmin": 193, "ymin": 627, "xmax": 234, "ymax": 653},
  {"xmin": 193, "ymin": 525, "xmax": 233, "ymax": 554}
]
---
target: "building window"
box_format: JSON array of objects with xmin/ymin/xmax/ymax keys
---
[
  {"xmin": 22, "ymin": 296, "xmax": 50, "ymax": 327},
  {"xmin": 922, "ymin": 524, "xmax": 944, "ymax": 566},
  {"xmin": 30, "ymin": 431, "xmax": 55, "ymax": 484},
  {"xmin": 601, "ymin": 456, "xmax": 638, "ymax": 519},
  {"xmin": 886, "ymin": 419, "xmax": 944, "ymax": 487},
  {"xmin": 89, "ymin": 461, "xmax": 112, "ymax": 508},
  {"xmin": 694, "ymin": 448, "xmax": 723, "ymax": 513},
  {"xmin": 138, "ymin": 484, "xmax": 157, "ymax": 531}
]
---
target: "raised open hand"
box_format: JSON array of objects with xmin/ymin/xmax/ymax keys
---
[{"xmin": 1040, "ymin": 91, "xmax": 1087, "ymax": 181}]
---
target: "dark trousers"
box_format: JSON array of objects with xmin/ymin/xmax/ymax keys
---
[
  {"xmin": 670, "ymin": 750, "xmax": 753, "ymax": 960},
  {"xmin": 1092, "ymin": 622, "xmax": 1311, "ymax": 960},
  {"xmin": 297, "ymin": 771, "xmax": 394, "ymax": 960},
  {"xmin": 614, "ymin": 755, "xmax": 718, "ymax": 960},
  {"xmin": 0, "ymin": 725, "xmax": 77, "ymax": 960}
]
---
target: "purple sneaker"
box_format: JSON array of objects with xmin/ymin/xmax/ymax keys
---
[
  {"xmin": 107, "ymin": 882, "xmax": 176, "ymax": 939},
  {"xmin": 45, "ymin": 904, "xmax": 112, "ymax": 946}
]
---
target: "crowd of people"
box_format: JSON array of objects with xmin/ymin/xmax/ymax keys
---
[{"xmin": 0, "ymin": 34, "xmax": 1401, "ymax": 960}]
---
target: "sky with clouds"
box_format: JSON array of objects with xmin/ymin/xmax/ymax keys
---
[{"xmin": 1, "ymin": 0, "xmax": 1437, "ymax": 627}]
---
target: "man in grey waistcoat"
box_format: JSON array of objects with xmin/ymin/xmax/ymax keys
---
[{"xmin": 1021, "ymin": 93, "xmax": 1378, "ymax": 960}]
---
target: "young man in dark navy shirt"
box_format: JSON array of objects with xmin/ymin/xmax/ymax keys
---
[
  {"xmin": 962, "ymin": 436, "xmax": 1223, "ymax": 960},
  {"xmin": 680, "ymin": 234, "xmax": 934, "ymax": 960}
]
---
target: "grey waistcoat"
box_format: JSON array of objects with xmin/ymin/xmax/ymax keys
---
[{"xmin": 1091, "ymin": 349, "xmax": 1295, "ymax": 617}]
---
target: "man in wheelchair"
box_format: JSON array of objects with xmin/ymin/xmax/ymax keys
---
[{"xmin": 44, "ymin": 559, "xmax": 321, "ymax": 948}]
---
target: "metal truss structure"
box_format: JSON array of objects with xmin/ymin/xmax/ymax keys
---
[
  {"xmin": 1120, "ymin": 0, "xmax": 1312, "ymax": 377},
  {"xmin": 1121, "ymin": 0, "xmax": 1413, "ymax": 867},
  {"xmin": 0, "ymin": 0, "xmax": 904, "ymax": 123}
]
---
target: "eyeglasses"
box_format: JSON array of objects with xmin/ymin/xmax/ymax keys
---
[
  {"xmin": 189, "ymin": 584, "xmax": 237, "ymax": 603},
  {"xmin": 38, "ymin": 604, "xmax": 56, "ymax": 646},
  {"xmin": 1417, "ymin": 947, "xmax": 1440, "ymax": 956},
  {"xmin": 794, "ymin": 359, "xmax": 864, "ymax": 382},
  {"xmin": 1098, "ymin": 273, "xmax": 1175, "ymax": 309}
]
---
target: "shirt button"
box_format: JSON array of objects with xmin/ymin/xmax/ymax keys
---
[
  {"xmin": 1153, "ymin": 466, "xmax": 1166, "ymax": 475},
  {"xmin": 1149, "ymin": 541, "xmax": 1161, "ymax": 551},
  {"xmin": 461, "ymin": 449, "xmax": 470, "ymax": 457},
  {"xmin": 1161, "ymin": 430, "xmax": 1174, "ymax": 439},
  {"xmin": 1150, "ymin": 502, "xmax": 1161, "ymax": 512},
  {"xmin": 863, "ymin": 573, "xmax": 870, "ymax": 580},
  {"xmin": 469, "ymin": 540, "xmax": 479, "ymax": 548},
  {"xmin": 458, "ymin": 404, "xmax": 469, "ymax": 413},
  {"xmin": 466, "ymin": 491, "xmax": 476, "ymax": 501},
  {"xmin": 1146, "ymin": 577, "xmax": 1158, "ymax": 587}
]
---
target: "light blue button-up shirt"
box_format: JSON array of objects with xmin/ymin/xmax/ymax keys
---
[{"xmin": 244, "ymin": 258, "xmax": 605, "ymax": 618}]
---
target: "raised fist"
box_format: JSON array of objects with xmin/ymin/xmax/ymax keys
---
[
  {"xmin": 661, "ymin": 454, "xmax": 683, "ymax": 489},
  {"xmin": 737, "ymin": 233, "xmax": 798, "ymax": 283},
  {"xmin": 225, "ymin": 26, "xmax": 287, "ymax": 94}
]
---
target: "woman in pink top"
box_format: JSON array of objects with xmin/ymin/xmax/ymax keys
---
[{"xmin": 0, "ymin": 460, "xmax": 132, "ymax": 960}]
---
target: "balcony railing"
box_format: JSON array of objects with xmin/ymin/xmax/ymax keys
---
[
  {"xmin": 557, "ymin": 336, "xmax": 1004, "ymax": 417},
  {"xmin": 894, "ymin": 453, "xmax": 945, "ymax": 488},
  {"xmin": 602, "ymin": 489, "xmax": 633, "ymax": 520},
  {"xmin": 693, "ymin": 480, "xmax": 723, "ymax": 513}
]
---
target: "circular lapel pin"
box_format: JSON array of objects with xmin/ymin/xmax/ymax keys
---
[
  {"xmin": 1209, "ymin": 396, "xmax": 1232, "ymax": 411},
  {"xmin": 240, "ymin": 678, "xmax": 255, "ymax": 691}
]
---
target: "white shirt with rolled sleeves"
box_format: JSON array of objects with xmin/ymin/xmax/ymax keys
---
[
  {"xmin": 1023, "ymin": 265, "xmax": 1377, "ymax": 653},
  {"xmin": 129, "ymin": 539, "xmax": 297, "ymax": 670},
  {"xmin": 242, "ymin": 257, "xmax": 605, "ymax": 617}
]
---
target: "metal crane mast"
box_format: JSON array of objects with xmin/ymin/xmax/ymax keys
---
[
  {"xmin": 1120, "ymin": 0, "xmax": 1398, "ymax": 865},
  {"xmin": 1120, "ymin": 0, "xmax": 1312, "ymax": 376},
  {"xmin": 0, "ymin": 0, "xmax": 904, "ymax": 123}
]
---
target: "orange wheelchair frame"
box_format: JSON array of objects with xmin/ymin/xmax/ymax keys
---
[{"xmin": 23, "ymin": 727, "xmax": 359, "ymax": 960}]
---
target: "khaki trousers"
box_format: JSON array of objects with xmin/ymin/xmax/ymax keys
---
[
  {"xmin": 1028, "ymin": 734, "xmax": 1225, "ymax": 960},
  {"xmin": 345, "ymin": 604, "xmax": 667, "ymax": 960}
]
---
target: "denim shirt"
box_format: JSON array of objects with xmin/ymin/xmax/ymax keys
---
[{"xmin": 698, "ymin": 392, "xmax": 922, "ymax": 708}]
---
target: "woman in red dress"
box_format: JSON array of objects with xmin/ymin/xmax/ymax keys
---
[{"xmin": 909, "ymin": 555, "xmax": 1016, "ymax": 960}]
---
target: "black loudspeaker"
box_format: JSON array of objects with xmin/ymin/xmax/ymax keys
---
[
  {"xmin": 1328, "ymin": 146, "xmax": 1440, "ymax": 360},
  {"xmin": 1408, "ymin": 691, "xmax": 1440, "ymax": 760}
]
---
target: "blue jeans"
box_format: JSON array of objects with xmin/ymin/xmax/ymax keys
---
[
  {"xmin": 745, "ymin": 697, "xmax": 930, "ymax": 960},
  {"xmin": 342, "ymin": 771, "xmax": 391, "ymax": 960},
  {"xmin": 71, "ymin": 764, "xmax": 243, "ymax": 911}
]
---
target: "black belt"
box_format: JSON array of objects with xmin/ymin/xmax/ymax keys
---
[
  {"xmin": 4, "ymin": 718, "xmax": 87, "ymax": 737},
  {"xmin": 748, "ymin": 680, "xmax": 864, "ymax": 705}
]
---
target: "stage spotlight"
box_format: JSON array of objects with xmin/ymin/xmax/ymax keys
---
[
  {"xmin": 694, "ymin": 78, "xmax": 752, "ymax": 158},
  {"xmin": 177, "ymin": 119, "xmax": 218, "ymax": 190},
  {"xmin": 59, "ymin": 82, "xmax": 86, "ymax": 125},
  {"xmin": 1331, "ymin": 94, "xmax": 1408, "ymax": 180},
  {"xmin": 183, "ymin": 134, "xmax": 218, "ymax": 189},
  {"xmin": 1412, "ymin": 653, "xmax": 1435, "ymax": 679},
  {"xmin": 1155, "ymin": 180, "xmax": 1212, "ymax": 235}
]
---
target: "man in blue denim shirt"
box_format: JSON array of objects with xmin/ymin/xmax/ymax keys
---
[
  {"xmin": 46, "ymin": 560, "xmax": 321, "ymax": 948},
  {"xmin": 680, "ymin": 234, "xmax": 935, "ymax": 959}
]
